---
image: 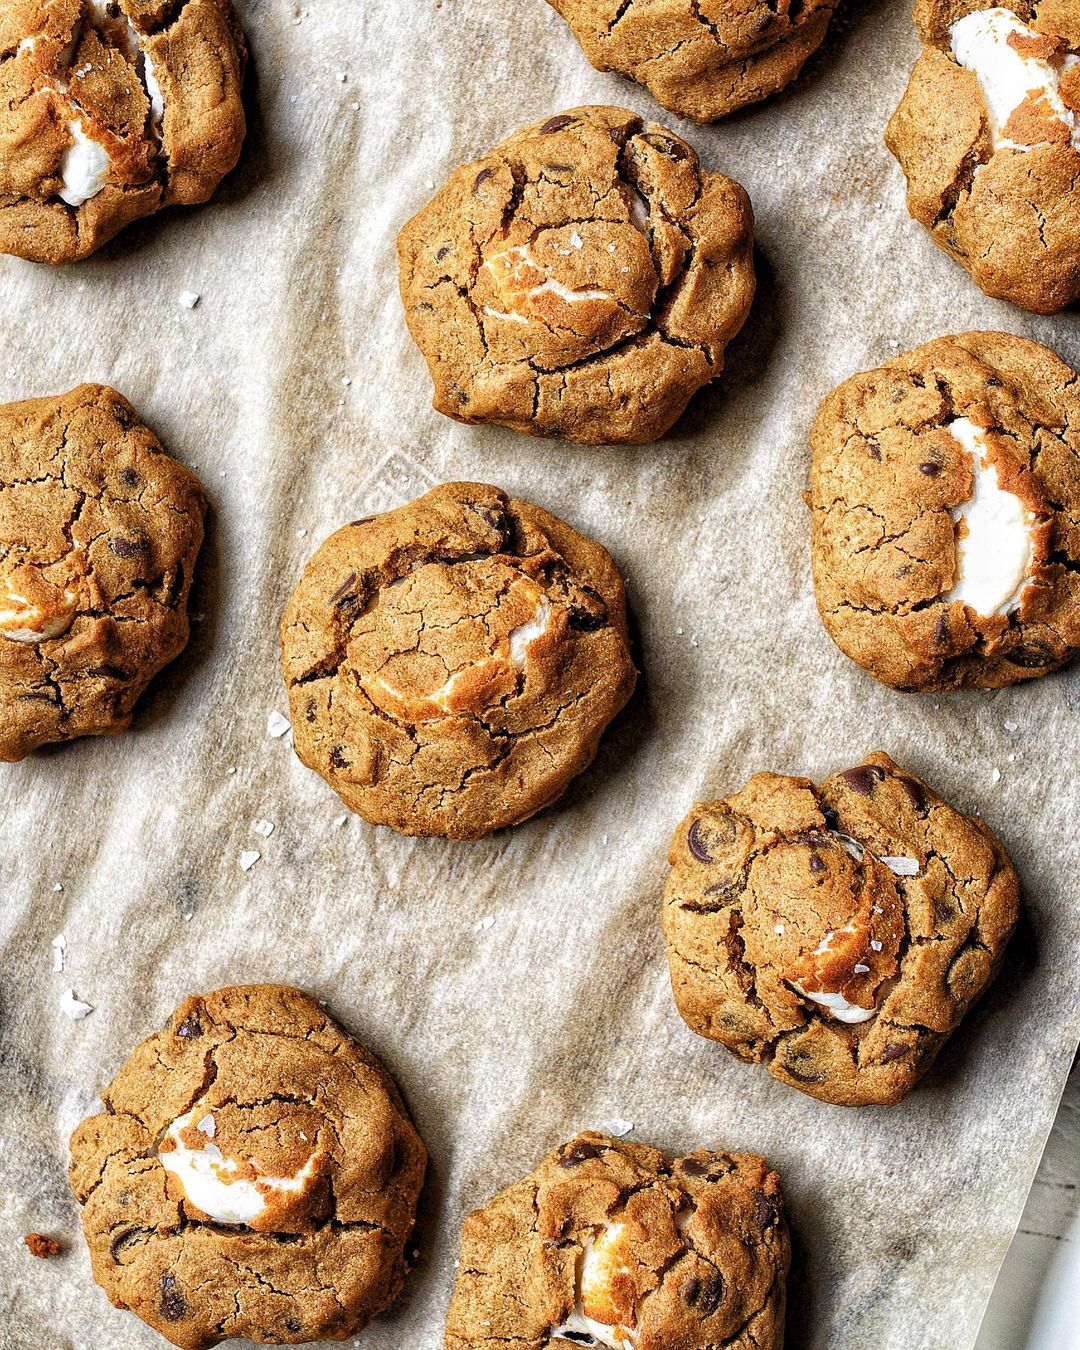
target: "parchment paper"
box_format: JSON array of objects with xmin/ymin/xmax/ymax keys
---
[{"xmin": 2, "ymin": 1, "xmax": 1079, "ymax": 1347}]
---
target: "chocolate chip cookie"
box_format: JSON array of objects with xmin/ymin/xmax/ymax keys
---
[
  {"xmin": 886, "ymin": 1, "xmax": 1080, "ymax": 313},
  {"xmin": 0, "ymin": 0, "xmax": 247, "ymax": 264},
  {"xmin": 808, "ymin": 332, "xmax": 1080, "ymax": 691},
  {"xmin": 280, "ymin": 482, "xmax": 637, "ymax": 840},
  {"xmin": 664, "ymin": 752, "xmax": 1021, "ymax": 1107},
  {"xmin": 0, "ymin": 384, "xmax": 205, "ymax": 761},
  {"xmin": 445, "ymin": 1132, "xmax": 788, "ymax": 1350},
  {"xmin": 397, "ymin": 106, "xmax": 755, "ymax": 445},
  {"xmin": 547, "ymin": 1, "xmax": 838, "ymax": 123},
  {"xmin": 69, "ymin": 984, "xmax": 427, "ymax": 1349}
]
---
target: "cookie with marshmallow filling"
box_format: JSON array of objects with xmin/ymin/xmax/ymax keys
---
[
  {"xmin": 445, "ymin": 1132, "xmax": 788, "ymax": 1350},
  {"xmin": 397, "ymin": 106, "xmax": 755, "ymax": 445},
  {"xmin": 664, "ymin": 752, "xmax": 1020, "ymax": 1107},
  {"xmin": 69, "ymin": 984, "xmax": 427, "ymax": 1350},
  {"xmin": 887, "ymin": 1, "xmax": 1080, "ymax": 312},
  {"xmin": 547, "ymin": 0, "xmax": 838, "ymax": 124},
  {"xmin": 0, "ymin": 0, "xmax": 247, "ymax": 265},
  {"xmin": 808, "ymin": 332, "xmax": 1080, "ymax": 691},
  {"xmin": 281, "ymin": 482, "xmax": 637, "ymax": 840},
  {"xmin": 0, "ymin": 384, "xmax": 205, "ymax": 761}
]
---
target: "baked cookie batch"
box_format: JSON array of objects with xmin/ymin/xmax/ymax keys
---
[{"xmin": 6, "ymin": 0, "xmax": 1076, "ymax": 1346}]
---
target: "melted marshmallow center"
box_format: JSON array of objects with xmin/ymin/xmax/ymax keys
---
[
  {"xmin": 552, "ymin": 1225, "xmax": 637, "ymax": 1348},
  {"xmin": 944, "ymin": 417, "xmax": 1036, "ymax": 617},
  {"xmin": 59, "ymin": 120, "xmax": 111, "ymax": 206}
]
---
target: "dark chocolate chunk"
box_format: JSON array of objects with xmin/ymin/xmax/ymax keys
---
[
  {"xmin": 159, "ymin": 1273, "xmax": 188, "ymax": 1322},
  {"xmin": 540, "ymin": 114, "xmax": 577, "ymax": 135},
  {"xmin": 109, "ymin": 535, "xmax": 147, "ymax": 559},
  {"xmin": 558, "ymin": 1141, "xmax": 604, "ymax": 1168},
  {"xmin": 688, "ymin": 819, "xmax": 713, "ymax": 863},
  {"xmin": 841, "ymin": 764, "xmax": 886, "ymax": 797}
]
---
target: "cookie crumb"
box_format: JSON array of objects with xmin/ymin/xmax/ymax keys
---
[
  {"xmin": 60, "ymin": 989, "xmax": 93, "ymax": 1020},
  {"xmin": 24, "ymin": 1233, "xmax": 61, "ymax": 1259}
]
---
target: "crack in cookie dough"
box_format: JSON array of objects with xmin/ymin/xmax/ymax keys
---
[
  {"xmin": 445, "ymin": 1133, "xmax": 788, "ymax": 1350},
  {"xmin": 0, "ymin": 384, "xmax": 205, "ymax": 760},
  {"xmin": 887, "ymin": 1, "xmax": 1080, "ymax": 312},
  {"xmin": 663, "ymin": 752, "xmax": 1021, "ymax": 1107},
  {"xmin": 0, "ymin": 0, "xmax": 247, "ymax": 264},
  {"xmin": 547, "ymin": 1, "xmax": 838, "ymax": 123},
  {"xmin": 280, "ymin": 482, "xmax": 637, "ymax": 840},
  {"xmin": 808, "ymin": 332, "xmax": 1080, "ymax": 690},
  {"xmin": 69, "ymin": 984, "xmax": 427, "ymax": 1350},
  {"xmin": 397, "ymin": 106, "xmax": 755, "ymax": 445}
]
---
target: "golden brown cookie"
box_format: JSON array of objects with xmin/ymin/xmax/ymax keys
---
[
  {"xmin": 280, "ymin": 482, "xmax": 637, "ymax": 840},
  {"xmin": 69, "ymin": 984, "xmax": 427, "ymax": 1350},
  {"xmin": 808, "ymin": 332, "xmax": 1080, "ymax": 691},
  {"xmin": 0, "ymin": 0, "xmax": 247, "ymax": 264},
  {"xmin": 664, "ymin": 752, "xmax": 1021, "ymax": 1107},
  {"xmin": 445, "ymin": 1132, "xmax": 788, "ymax": 1350},
  {"xmin": 0, "ymin": 384, "xmax": 205, "ymax": 760},
  {"xmin": 886, "ymin": 1, "xmax": 1080, "ymax": 312},
  {"xmin": 547, "ymin": 1, "xmax": 838, "ymax": 123},
  {"xmin": 397, "ymin": 106, "xmax": 755, "ymax": 445}
]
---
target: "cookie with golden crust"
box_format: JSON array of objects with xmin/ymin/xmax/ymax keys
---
[
  {"xmin": 0, "ymin": 384, "xmax": 205, "ymax": 760},
  {"xmin": 280, "ymin": 482, "xmax": 637, "ymax": 840},
  {"xmin": 445, "ymin": 1132, "xmax": 788, "ymax": 1350},
  {"xmin": 664, "ymin": 752, "xmax": 1021, "ymax": 1107},
  {"xmin": 886, "ymin": 1, "xmax": 1080, "ymax": 313},
  {"xmin": 547, "ymin": 0, "xmax": 837, "ymax": 123},
  {"xmin": 69, "ymin": 984, "xmax": 427, "ymax": 1350},
  {"xmin": 397, "ymin": 106, "xmax": 755, "ymax": 446},
  {"xmin": 0, "ymin": 0, "xmax": 247, "ymax": 264},
  {"xmin": 808, "ymin": 332, "xmax": 1080, "ymax": 692}
]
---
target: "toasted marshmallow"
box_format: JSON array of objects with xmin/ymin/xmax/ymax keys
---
[
  {"xmin": 0, "ymin": 576, "xmax": 77, "ymax": 644},
  {"xmin": 798, "ymin": 988, "xmax": 876, "ymax": 1024},
  {"xmin": 508, "ymin": 597, "xmax": 552, "ymax": 669},
  {"xmin": 59, "ymin": 120, "xmax": 111, "ymax": 207},
  {"xmin": 552, "ymin": 1225, "xmax": 637, "ymax": 1348},
  {"xmin": 944, "ymin": 417, "xmax": 1037, "ymax": 617},
  {"xmin": 482, "ymin": 244, "xmax": 615, "ymax": 322},
  {"xmin": 158, "ymin": 1107, "xmax": 318, "ymax": 1226},
  {"xmin": 142, "ymin": 51, "xmax": 164, "ymax": 125},
  {"xmin": 951, "ymin": 8, "xmax": 1080, "ymax": 152}
]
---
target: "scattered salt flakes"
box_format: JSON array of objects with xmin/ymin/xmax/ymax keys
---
[
  {"xmin": 196, "ymin": 1114, "xmax": 215, "ymax": 1138},
  {"xmin": 475, "ymin": 916, "xmax": 496, "ymax": 931},
  {"xmin": 182, "ymin": 912, "xmax": 193, "ymax": 922},
  {"xmin": 337, "ymin": 71, "xmax": 347, "ymax": 83},
  {"xmin": 178, "ymin": 290, "xmax": 200, "ymax": 309},
  {"xmin": 267, "ymin": 710, "xmax": 291, "ymax": 738},
  {"xmin": 570, "ymin": 231, "xmax": 583, "ymax": 249},
  {"xmin": 297, "ymin": 527, "xmax": 308, "ymax": 538},
  {"xmin": 342, "ymin": 376, "xmax": 352, "ymax": 387},
  {"xmin": 253, "ymin": 819, "xmax": 275, "ymax": 838},
  {"xmin": 299, "ymin": 1131, "xmax": 308, "ymax": 1142},
  {"xmin": 1008, "ymin": 752, "xmax": 1015, "ymax": 763},
  {"xmin": 676, "ymin": 625, "xmax": 684, "ymax": 636},
  {"xmin": 991, "ymin": 767, "xmax": 1002, "ymax": 785},
  {"xmin": 888, "ymin": 339, "xmax": 899, "ymax": 350},
  {"xmin": 881, "ymin": 856, "xmax": 919, "ymax": 876},
  {"xmin": 870, "ymin": 939, "xmax": 883, "ymax": 952},
  {"xmin": 1004, "ymin": 719, "xmax": 1019, "ymax": 733},
  {"xmin": 350, "ymin": 101, "xmax": 360, "ymax": 111},
  {"xmin": 333, "ymin": 814, "xmax": 348, "ymax": 828},
  {"xmin": 51, "ymin": 934, "xmax": 66, "ymax": 973},
  {"xmin": 774, "ymin": 923, "xmax": 785, "ymax": 936},
  {"xmin": 227, "ymin": 766, "xmax": 237, "ymax": 776},
  {"xmin": 601, "ymin": 833, "xmax": 609, "ymax": 846},
  {"xmin": 239, "ymin": 849, "xmax": 261, "ymax": 872},
  {"xmin": 853, "ymin": 962, "xmax": 870, "ymax": 974},
  {"xmin": 690, "ymin": 635, "xmax": 699, "ymax": 648},
  {"xmin": 605, "ymin": 1118, "xmax": 634, "ymax": 1138},
  {"xmin": 60, "ymin": 989, "xmax": 93, "ymax": 1020},
  {"xmin": 607, "ymin": 241, "xmax": 616, "ymax": 254},
  {"xmin": 52, "ymin": 882, "xmax": 63, "ymax": 893}
]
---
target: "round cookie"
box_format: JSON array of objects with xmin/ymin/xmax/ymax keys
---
[
  {"xmin": 886, "ymin": 1, "xmax": 1080, "ymax": 313},
  {"xmin": 280, "ymin": 482, "xmax": 637, "ymax": 840},
  {"xmin": 0, "ymin": 384, "xmax": 205, "ymax": 761},
  {"xmin": 397, "ymin": 106, "xmax": 755, "ymax": 445},
  {"xmin": 664, "ymin": 752, "xmax": 1020, "ymax": 1107},
  {"xmin": 445, "ymin": 1132, "xmax": 788, "ymax": 1350},
  {"xmin": 69, "ymin": 984, "xmax": 427, "ymax": 1349},
  {"xmin": 0, "ymin": 0, "xmax": 247, "ymax": 264},
  {"xmin": 808, "ymin": 332, "xmax": 1080, "ymax": 691},
  {"xmin": 547, "ymin": 1, "xmax": 838, "ymax": 123}
]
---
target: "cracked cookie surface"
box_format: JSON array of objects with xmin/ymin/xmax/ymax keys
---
[
  {"xmin": 280, "ymin": 482, "xmax": 637, "ymax": 840},
  {"xmin": 0, "ymin": 0, "xmax": 247, "ymax": 264},
  {"xmin": 809, "ymin": 332, "xmax": 1080, "ymax": 691},
  {"xmin": 445, "ymin": 1132, "xmax": 788, "ymax": 1350},
  {"xmin": 69, "ymin": 984, "xmax": 427, "ymax": 1350},
  {"xmin": 0, "ymin": 383, "xmax": 205, "ymax": 760},
  {"xmin": 886, "ymin": 1, "xmax": 1080, "ymax": 313},
  {"xmin": 547, "ymin": 1, "xmax": 837, "ymax": 123},
  {"xmin": 397, "ymin": 105, "xmax": 755, "ymax": 445},
  {"xmin": 664, "ymin": 752, "xmax": 1020, "ymax": 1107}
]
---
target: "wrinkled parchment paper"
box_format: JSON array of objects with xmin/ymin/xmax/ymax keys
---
[{"xmin": 2, "ymin": 1, "xmax": 1079, "ymax": 1347}]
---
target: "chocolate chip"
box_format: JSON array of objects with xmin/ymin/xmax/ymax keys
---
[
  {"xmin": 329, "ymin": 572, "xmax": 357, "ymax": 605},
  {"xmin": 109, "ymin": 535, "xmax": 146, "ymax": 559},
  {"xmin": 841, "ymin": 764, "xmax": 885, "ymax": 797},
  {"xmin": 159, "ymin": 1273, "xmax": 188, "ymax": 1322},
  {"xmin": 682, "ymin": 1272, "xmax": 723, "ymax": 1314},
  {"xmin": 881, "ymin": 1042, "xmax": 910, "ymax": 1064},
  {"xmin": 558, "ymin": 1141, "xmax": 604, "ymax": 1168},
  {"xmin": 120, "ymin": 467, "xmax": 141, "ymax": 488},
  {"xmin": 305, "ymin": 699, "xmax": 317, "ymax": 723},
  {"xmin": 688, "ymin": 819, "xmax": 713, "ymax": 863},
  {"xmin": 822, "ymin": 807, "xmax": 840, "ymax": 830},
  {"xmin": 645, "ymin": 132, "xmax": 689, "ymax": 161},
  {"xmin": 809, "ymin": 851, "xmax": 825, "ymax": 874},
  {"xmin": 919, "ymin": 461, "xmax": 941, "ymax": 476},
  {"xmin": 558, "ymin": 1334, "xmax": 595, "ymax": 1346},
  {"xmin": 680, "ymin": 1157, "xmax": 709, "ymax": 1177},
  {"xmin": 350, "ymin": 517, "xmax": 375, "ymax": 527},
  {"xmin": 986, "ymin": 375, "xmax": 1003, "ymax": 388},
  {"xmin": 868, "ymin": 444, "xmax": 882, "ymax": 461},
  {"xmin": 1009, "ymin": 641, "xmax": 1058, "ymax": 669},
  {"xmin": 934, "ymin": 897, "xmax": 956, "ymax": 925},
  {"xmin": 546, "ymin": 162, "xmax": 574, "ymax": 174},
  {"xmin": 934, "ymin": 613, "xmax": 951, "ymax": 649},
  {"xmin": 284, "ymin": 1318, "xmax": 302, "ymax": 1334},
  {"xmin": 782, "ymin": 1050, "xmax": 824, "ymax": 1084},
  {"xmin": 435, "ymin": 245, "xmax": 450, "ymax": 261},
  {"xmin": 86, "ymin": 664, "xmax": 129, "ymax": 681},
  {"xmin": 898, "ymin": 776, "xmax": 926, "ymax": 811},
  {"xmin": 753, "ymin": 1189, "xmax": 779, "ymax": 1228},
  {"xmin": 329, "ymin": 745, "xmax": 350, "ymax": 769},
  {"xmin": 473, "ymin": 167, "xmax": 493, "ymax": 192},
  {"xmin": 176, "ymin": 1015, "xmax": 202, "ymax": 1039},
  {"xmin": 540, "ymin": 114, "xmax": 577, "ymax": 135}
]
